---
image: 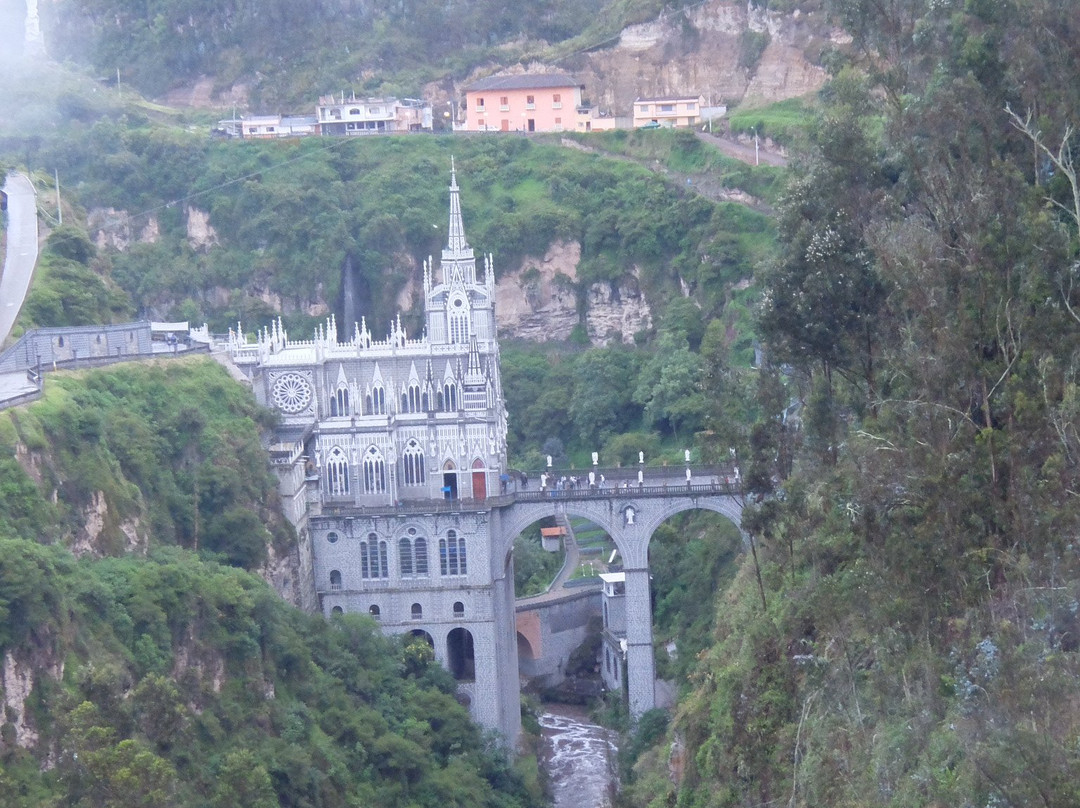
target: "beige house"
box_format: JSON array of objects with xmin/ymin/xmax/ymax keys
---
[{"xmin": 632, "ymin": 95, "xmax": 706, "ymax": 128}]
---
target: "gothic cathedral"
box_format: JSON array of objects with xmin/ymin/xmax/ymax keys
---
[{"xmin": 230, "ymin": 163, "xmax": 521, "ymax": 744}]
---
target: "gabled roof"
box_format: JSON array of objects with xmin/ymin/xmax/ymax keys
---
[{"xmin": 464, "ymin": 73, "xmax": 581, "ymax": 92}]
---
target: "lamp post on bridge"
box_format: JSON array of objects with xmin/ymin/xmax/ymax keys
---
[{"xmin": 638, "ymin": 451, "xmax": 644, "ymax": 487}]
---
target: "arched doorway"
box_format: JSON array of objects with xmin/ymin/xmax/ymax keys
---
[
  {"xmin": 442, "ymin": 460, "xmax": 458, "ymax": 500},
  {"xmin": 410, "ymin": 628, "xmax": 435, "ymax": 648},
  {"xmin": 448, "ymin": 627, "xmax": 475, "ymax": 681},
  {"xmin": 471, "ymin": 458, "xmax": 486, "ymax": 500}
]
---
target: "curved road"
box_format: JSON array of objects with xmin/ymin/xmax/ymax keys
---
[{"xmin": 0, "ymin": 173, "xmax": 38, "ymax": 345}]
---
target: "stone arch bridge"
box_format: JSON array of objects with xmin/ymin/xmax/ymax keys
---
[{"xmin": 491, "ymin": 467, "xmax": 744, "ymax": 719}]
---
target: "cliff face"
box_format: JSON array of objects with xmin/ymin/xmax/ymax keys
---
[
  {"xmin": 479, "ymin": 1, "xmax": 835, "ymax": 114},
  {"xmin": 495, "ymin": 241, "xmax": 653, "ymax": 346}
]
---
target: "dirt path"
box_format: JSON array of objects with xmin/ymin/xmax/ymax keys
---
[{"xmin": 695, "ymin": 130, "xmax": 789, "ymax": 167}]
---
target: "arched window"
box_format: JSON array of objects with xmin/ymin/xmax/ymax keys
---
[
  {"xmin": 361, "ymin": 535, "xmax": 388, "ymax": 579},
  {"xmin": 449, "ymin": 298, "xmax": 469, "ymax": 344},
  {"xmin": 402, "ymin": 440, "xmax": 425, "ymax": 486},
  {"xmin": 399, "ymin": 538, "xmax": 413, "ymax": 575},
  {"xmin": 407, "ymin": 383, "xmax": 422, "ymax": 413},
  {"xmin": 422, "ymin": 391, "xmax": 430, "ymax": 411},
  {"xmin": 442, "ymin": 382, "xmax": 458, "ymax": 411},
  {"xmin": 411, "ymin": 603, "xmax": 423, "ymax": 620},
  {"xmin": 363, "ymin": 446, "xmax": 386, "ymax": 494},
  {"xmin": 369, "ymin": 605, "xmax": 380, "ymax": 619},
  {"xmin": 331, "ymin": 606, "xmax": 344, "ymax": 615},
  {"xmin": 367, "ymin": 385, "xmax": 385, "ymax": 415},
  {"xmin": 414, "ymin": 537, "xmax": 428, "ymax": 576},
  {"xmin": 326, "ymin": 447, "xmax": 350, "ymax": 496},
  {"xmin": 330, "ymin": 386, "xmax": 349, "ymax": 416},
  {"xmin": 440, "ymin": 530, "xmax": 467, "ymax": 576},
  {"xmin": 453, "ymin": 601, "xmax": 464, "ymax": 617},
  {"xmin": 329, "ymin": 570, "xmax": 342, "ymax": 590}
]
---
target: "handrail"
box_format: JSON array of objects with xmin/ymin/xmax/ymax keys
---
[{"xmin": 317, "ymin": 477, "xmax": 742, "ymax": 518}]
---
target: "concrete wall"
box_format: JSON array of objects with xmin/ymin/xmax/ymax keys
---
[
  {"xmin": 515, "ymin": 590, "xmax": 601, "ymax": 684},
  {"xmin": 0, "ymin": 322, "xmax": 154, "ymax": 373}
]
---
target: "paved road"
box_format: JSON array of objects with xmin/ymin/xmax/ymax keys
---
[{"xmin": 0, "ymin": 173, "xmax": 38, "ymax": 345}]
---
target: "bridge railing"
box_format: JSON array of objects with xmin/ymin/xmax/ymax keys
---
[
  {"xmin": 512, "ymin": 480, "xmax": 741, "ymax": 502},
  {"xmin": 316, "ymin": 474, "xmax": 743, "ymax": 519}
]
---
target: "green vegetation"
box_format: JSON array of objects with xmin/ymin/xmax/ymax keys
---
[
  {"xmin": 727, "ymin": 95, "xmax": 817, "ymax": 147},
  {"xmin": 0, "ymin": 359, "xmax": 288, "ymax": 569},
  {"xmin": 0, "ymin": 363, "xmax": 541, "ymax": 808},
  {"xmin": 14, "ymin": 130, "xmax": 768, "ymax": 355},
  {"xmin": 619, "ymin": 1, "xmax": 1080, "ymax": 806},
  {"xmin": 42, "ymin": 0, "xmax": 702, "ymax": 107},
  {"xmin": 513, "ymin": 524, "xmax": 564, "ymax": 597},
  {"xmin": 0, "ymin": 542, "xmax": 540, "ymax": 808}
]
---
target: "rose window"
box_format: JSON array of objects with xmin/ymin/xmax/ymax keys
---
[{"xmin": 271, "ymin": 373, "xmax": 312, "ymax": 413}]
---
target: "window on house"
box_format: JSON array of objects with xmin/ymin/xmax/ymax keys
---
[
  {"xmin": 476, "ymin": 97, "xmax": 485, "ymax": 108},
  {"xmin": 411, "ymin": 603, "xmax": 423, "ymax": 620},
  {"xmin": 660, "ymin": 104, "xmax": 675, "ymax": 112},
  {"xmin": 332, "ymin": 606, "xmax": 344, "ymax": 615},
  {"xmin": 500, "ymin": 96, "xmax": 509, "ymax": 110},
  {"xmin": 329, "ymin": 570, "xmax": 342, "ymax": 590},
  {"xmin": 369, "ymin": 604, "xmax": 380, "ymax": 619},
  {"xmin": 327, "ymin": 532, "xmax": 339, "ymax": 544},
  {"xmin": 526, "ymin": 95, "xmax": 535, "ymax": 109},
  {"xmin": 399, "ymin": 537, "xmax": 414, "ymax": 575},
  {"xmin": 552, "ymin": 93, "xmax": 562, "ymax": 109},
  {"xmin": 453, "ymin": 601, "xmax": 465, "ymax": 617}
]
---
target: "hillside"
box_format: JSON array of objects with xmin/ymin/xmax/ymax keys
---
[
  {"xmin": 21, "ymin": 0, "xmax": 830, "ymax": 114},
  {"xmin": 616, "ymin": 0, "xmax": 1080, "ymax": 805},
  {"xmin": 0, "ymin": 360, "xmax": 542, "ymax": 807}
]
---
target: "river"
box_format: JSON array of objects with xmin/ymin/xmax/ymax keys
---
[{"xmin": 539, "ymin": 704, "xmax": 619, "ymax": 808}]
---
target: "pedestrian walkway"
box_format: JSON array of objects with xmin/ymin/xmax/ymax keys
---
[{"xmin": 0, "ymin": 173, "xmax": 38, "ymax": 346}]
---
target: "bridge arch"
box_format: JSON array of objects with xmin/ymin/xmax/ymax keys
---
[
  {"xmin": 494, "ymin": 493, "xmax": 746, "ymax": 570},
  {"xmin": 494, "ymin": 491, "xmax": 746, "ymax": 720}
]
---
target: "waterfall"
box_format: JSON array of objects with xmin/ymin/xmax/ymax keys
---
[{"xmin": 336, "ymin": 252, "xmax": 371, "ymax": 336}]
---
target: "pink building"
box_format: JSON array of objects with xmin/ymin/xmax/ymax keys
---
[{"xmin": 462, "ymin": 73, "xmax": 583, "ymax": 133}]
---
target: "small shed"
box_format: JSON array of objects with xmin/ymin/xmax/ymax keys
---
[{"xmin": 540, "ymin": 526, "xmax": 565, "ymax": 552}]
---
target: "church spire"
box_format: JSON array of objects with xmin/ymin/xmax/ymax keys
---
[{"xmin": 446, "ymin": 156, "xmax": 469, "ymax": 255}]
